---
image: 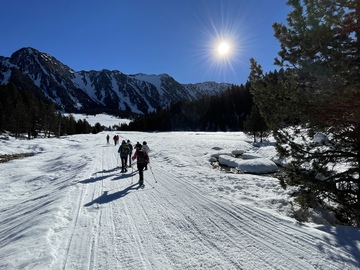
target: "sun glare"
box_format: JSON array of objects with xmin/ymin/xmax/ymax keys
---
[
  {"xmin": 189, "ymin": 1, "xmax": 251, "ymax": 83},
  {"xmin": 217, "ymin": 42, "xmax": 230, "ymax": 56}
]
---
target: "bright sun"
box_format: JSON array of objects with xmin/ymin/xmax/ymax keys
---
[{"xmin": 217, "ymin": 42, "xmax": 230, "ymax": 56}]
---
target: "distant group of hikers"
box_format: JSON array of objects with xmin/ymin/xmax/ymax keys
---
[
  {"xmin": 107, "ymin": 135, "xmax": 150, "ymax": 187},
  {"xmin": 106, "ymin": 134, "xmax": 120, "ymax": 146}
]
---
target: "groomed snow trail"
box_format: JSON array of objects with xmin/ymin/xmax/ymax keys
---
[
  {"xmin": 49, "ymin": 132, "xmax": 359, "ymax": 270},
  {"xmin": 1, "ymin": 131, "xmax": 359, "ymax": 269}
]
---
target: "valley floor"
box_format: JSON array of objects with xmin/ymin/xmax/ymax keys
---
[{"xmin": 0, "ymin": 131, "xmax": 359, "ymax": 269}]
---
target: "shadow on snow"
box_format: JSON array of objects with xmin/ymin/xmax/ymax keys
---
[
  {"xmin": 112, "ymin": 171, "xmax": 137, "ymax": 181},
  {"xmin": 316, "ymin": 225, "xmax": 360, "ymax": 267},
  {"xmin": 83, "ymin": 183, "xmax": 141, "ymax": 207},
  {"xmin": 79, "ymin": 174, "xmax": 110, "ymax": 184},
  {"xmin": 78, "ymin": 167, "xmax": 136, "ymax": 184}
]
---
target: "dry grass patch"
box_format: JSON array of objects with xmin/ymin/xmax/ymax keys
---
[{"xmin": 0, "ymin": 153, "xmax": 34, "ymax": 163}]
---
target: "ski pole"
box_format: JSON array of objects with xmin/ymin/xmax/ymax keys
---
[
  {"xmin": 131, "ymin": 162, "xmax": 134, "ymax": 184},
  {"xmin": 149, "ymin": 163, "xmax": 157, "ymax": 183}
]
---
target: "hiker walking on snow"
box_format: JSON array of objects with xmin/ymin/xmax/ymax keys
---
[
  {"xmin": 142, "ymin": 141, "xmax": 150, "ymax": 153},
  {"xmin": 142, "ymin": 141, "xmax": 150, "ymax": 170},
  {"xmin": 106, "ymin": 134, "xmax": 110, "ymax": 144},
  {"xmin": 134, "ymin": 142, "xmax": 141, "ymax": 151},
  {"xmin": 127, "ymin": 140, "xmax": 133, "ymax": 166},
  {"xmin": 132, "ymin": 143, "xmax": 149, "ymax": 186},
  {"xmin": 118, "ymin": 140, "xmax": 130, "ymax": 172}
]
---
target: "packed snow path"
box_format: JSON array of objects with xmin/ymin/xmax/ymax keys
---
[{"xmin": 1, "ymin": 132, "xmax": 360, "ymax": 269}]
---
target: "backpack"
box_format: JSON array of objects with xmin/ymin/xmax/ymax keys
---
[
  {"xmin": 137, "ymin": 149, "xmax": 147, "ymax": 163},
  {"xmin": 121, "ymin": 144, "xmax": 129, "ymax": 155}
]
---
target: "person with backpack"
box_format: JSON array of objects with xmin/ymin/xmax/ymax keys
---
[
  {"xmin": 127, "ymin": 140, "xmax": 133, "ymax": 167},
  {"xmin": 134, "ymin": 142, "xmax": 141, "ymax": 151},
  {"xmin": 142, "ymin": 141, "xmax": 150, "ymax": 170},
  {"xmin": 132, "ymin": 143, "xmax": 150, "ymax": 187},
  {"xmin": 118, "ymin": 140, "xmax": 130, "ymax": 172}
]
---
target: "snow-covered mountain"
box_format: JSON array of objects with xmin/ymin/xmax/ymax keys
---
[{"xmin": 0, "ymin": 48, "xmax": 232, "ymax": 114}]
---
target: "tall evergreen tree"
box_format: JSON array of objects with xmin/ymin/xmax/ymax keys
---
[
  {"xmin": 243, "ymin": 104, "xmax": 269, "ymax": 143},
  {"xmin": 250, "ymin": 0, "xmax": 360, "ymax": 226}
]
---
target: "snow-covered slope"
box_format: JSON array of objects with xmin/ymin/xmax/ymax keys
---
[
  {"xmin": 1, "ymin": 124, "xmax": 359, "ymax": 269},
  {"xmin": 0, "ymin": 48, "xmax": 232, "ymax": 114}
]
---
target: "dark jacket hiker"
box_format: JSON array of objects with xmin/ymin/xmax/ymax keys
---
[
  {"xmin": 118, "ymin": 140, "xmax": 130, "ymax": 172},
  {"xmin": 127, "ymin": 140, "xmax": 133, "ymax": 166}
]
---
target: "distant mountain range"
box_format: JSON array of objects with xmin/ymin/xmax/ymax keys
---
[{"xmin": 0, "ymin": 47, "xmax": 232, "ymax": 115}]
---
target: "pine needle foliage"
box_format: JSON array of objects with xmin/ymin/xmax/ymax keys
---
[{"xmin": 250, "ymin": 0, "xmax": 360, "ymax": 226}]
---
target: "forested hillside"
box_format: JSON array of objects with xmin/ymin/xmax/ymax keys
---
[
  {"xmin": 0, "ymin": 83, "xmax": 102, "ymax": 138},
  {"xmin": 122, "ymin": 83, "xmax": 254, "ymax": 132}
]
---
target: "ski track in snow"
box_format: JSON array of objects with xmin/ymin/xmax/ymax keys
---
[{"xmin": 1, "ymin": 131, "xmax": 360, "ymax": 269}]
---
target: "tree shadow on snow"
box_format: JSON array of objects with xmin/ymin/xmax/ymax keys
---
[
  {"xmin": 84, "ymin": 183, "xmax": 140, "ymax": 207},
  {"xmin": 315, "ymin": 225, "xmax": 360, "ymax": 267}
]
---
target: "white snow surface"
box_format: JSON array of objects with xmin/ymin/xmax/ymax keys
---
[
  {"xmin": 218, "ymin": 155, "xmax": 278, "ymax": 174},
  {"xmin": 1, "ymin": 115, "xmax": 360, "ymax": 269},
  {"xmin": 63, "ymin": 113, "xmax": 131, "ymax": 127}
]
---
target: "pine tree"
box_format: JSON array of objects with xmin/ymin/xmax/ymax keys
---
[
  {"xmin": 243, "ymin": 104, "xmax": 269, "ymax": 143},
  {"xmin": 250, "ymin": 0, "xmax": 360, "ymax": 226}
]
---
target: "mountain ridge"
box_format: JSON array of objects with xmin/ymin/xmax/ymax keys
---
[{"xmin": 0, "ymin": 47, "xmax": 233, "ymax": 115}]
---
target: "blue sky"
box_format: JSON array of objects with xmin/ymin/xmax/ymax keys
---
[{"xmin": 1, "ymin": 0, "xmax": 291, "ymax": 85}]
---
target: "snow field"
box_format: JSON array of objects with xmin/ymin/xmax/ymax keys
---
[{"xmin": 0, "ymin": 130, "xmax": 359, "ymax": 269}]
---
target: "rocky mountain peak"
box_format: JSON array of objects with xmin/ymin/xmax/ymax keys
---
[{"xmin": 1, "ymin": 47, "xmax": 233, "ymax": 115}]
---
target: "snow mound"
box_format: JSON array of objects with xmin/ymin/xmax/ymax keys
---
[
  {"xmin": 219, "ymin": 154, "xmax": 278, "ymax": 174},
  {"xmin": 242, "ymin": 153, "xmax": 263, "ymax": 159},
  {"xmin": 210, "ymin": 142, "xmax": 252, "ymax": 160},
  {"xmin": 232, "ymin": 142, "xmax": 252, "ymax": 156},
  {"xmin": 210, "ymin": 152, "xmax": 233, "ymax": 159}
]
